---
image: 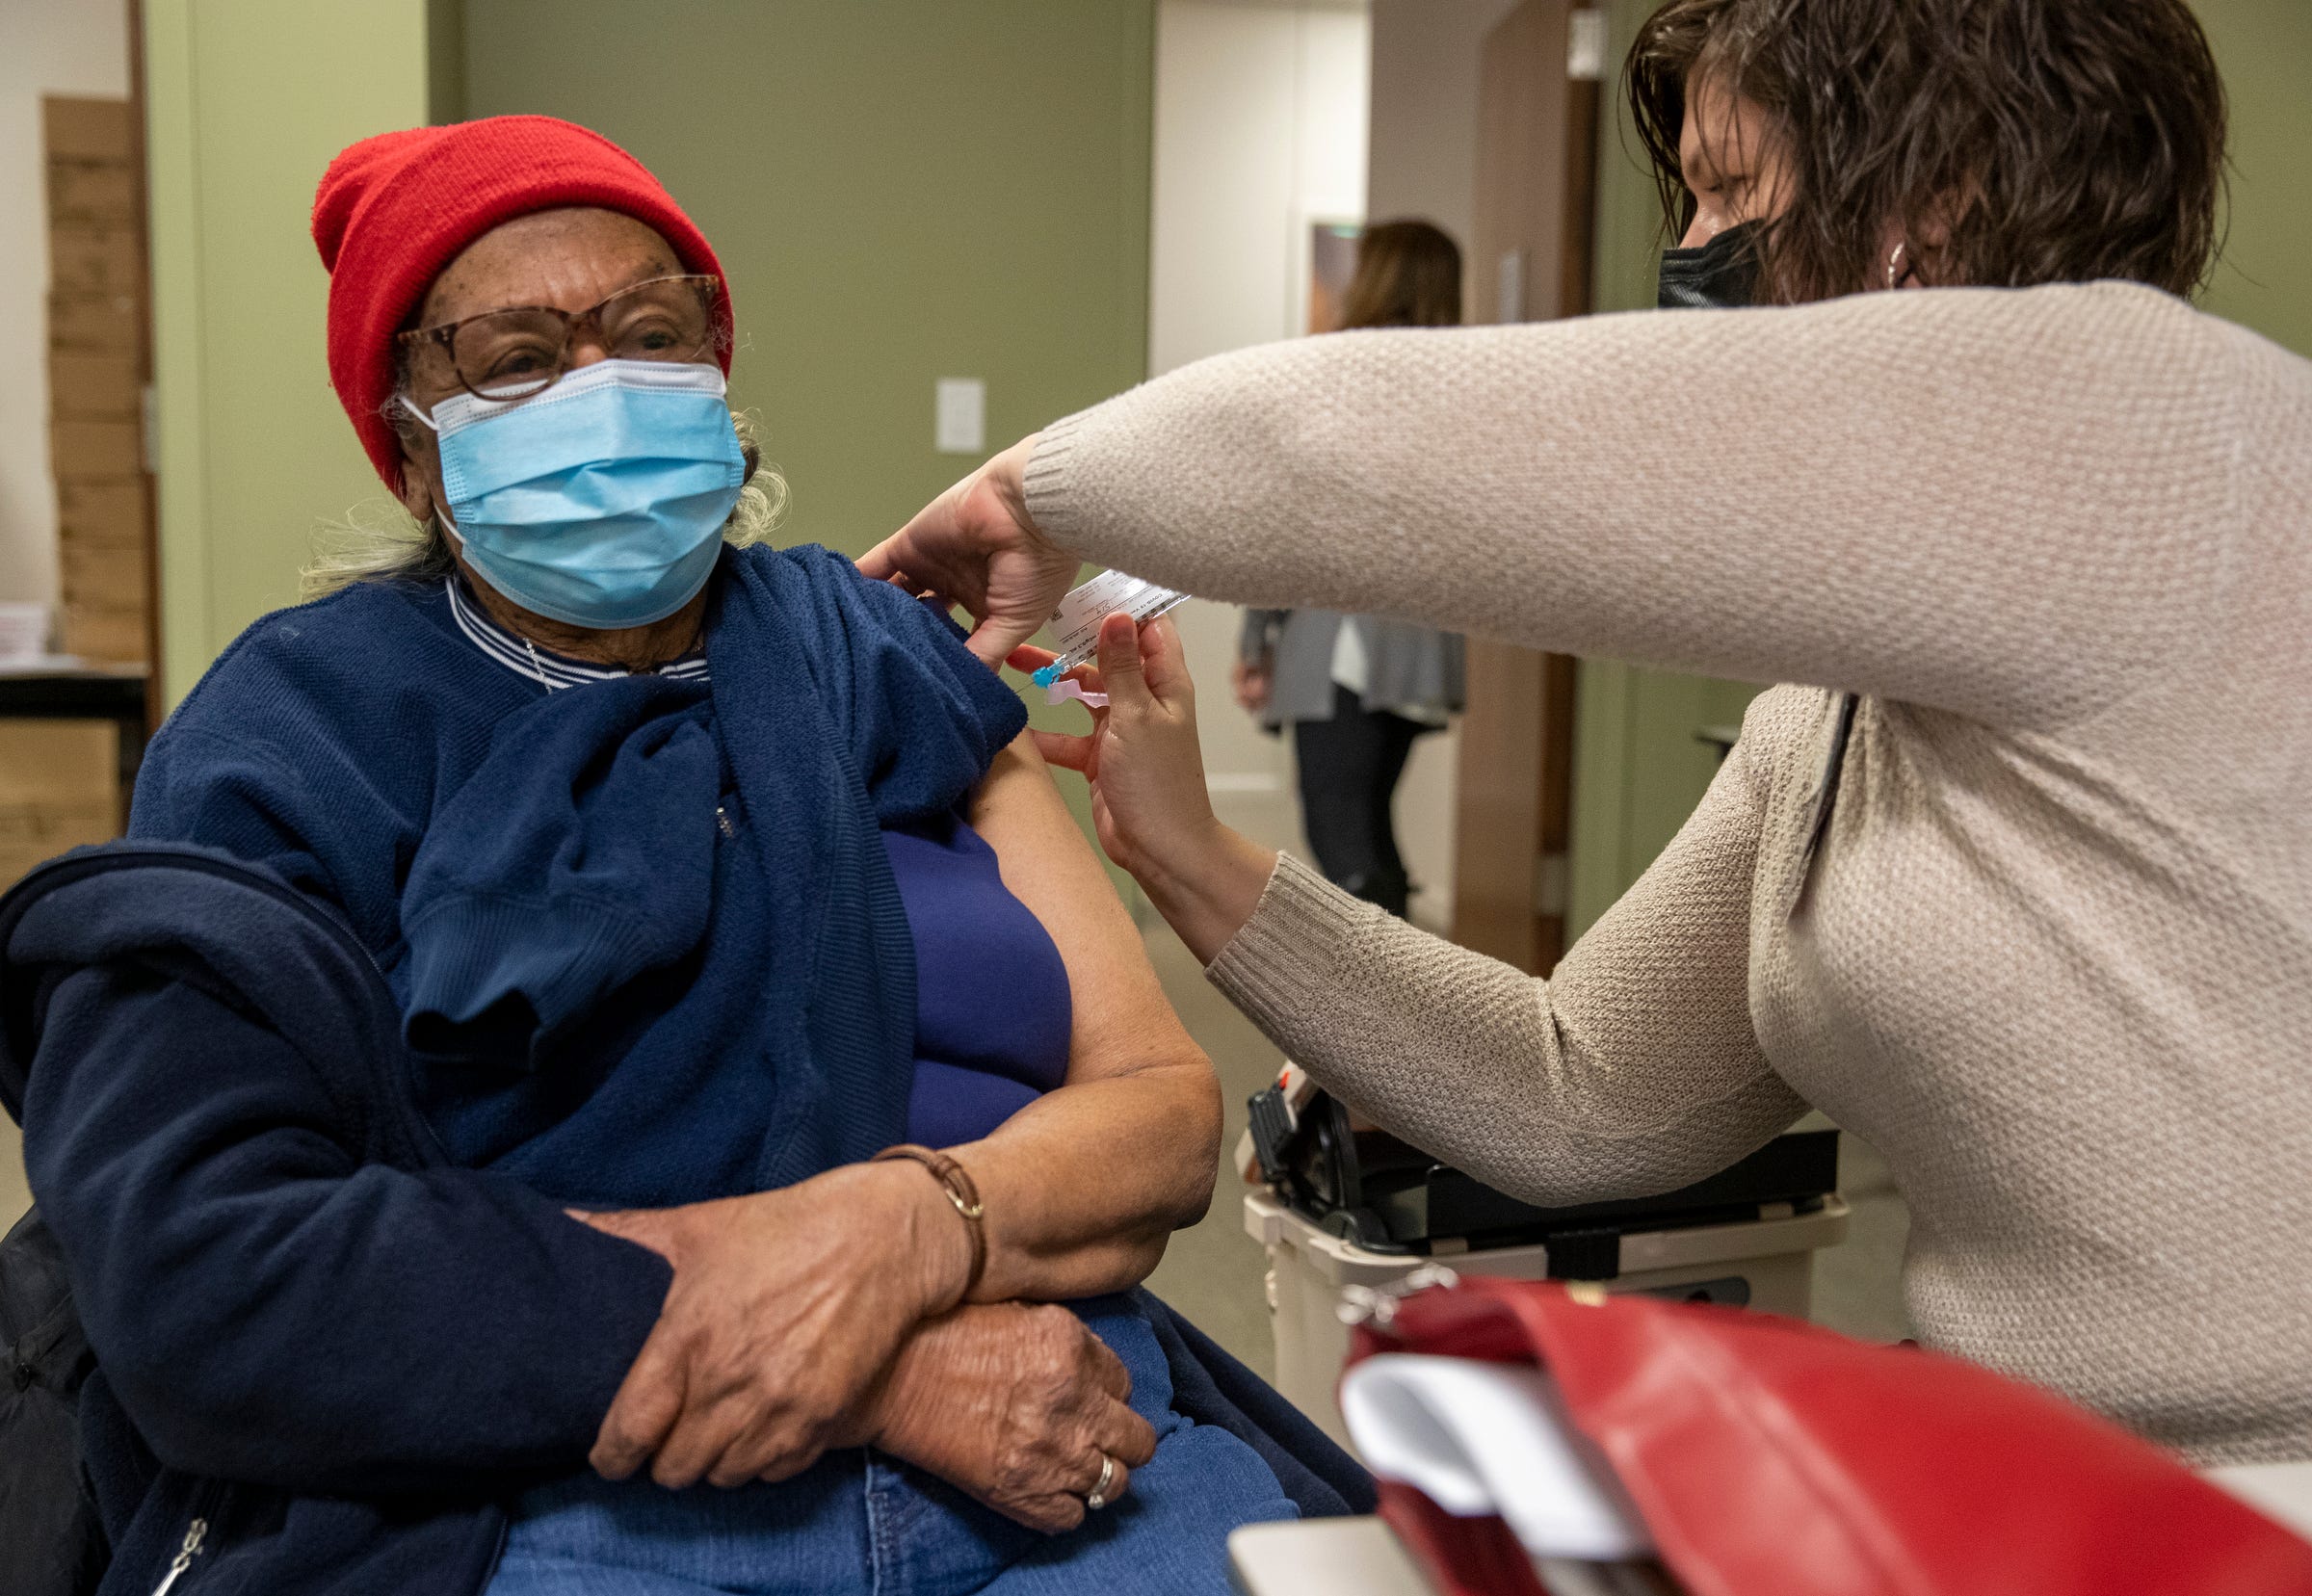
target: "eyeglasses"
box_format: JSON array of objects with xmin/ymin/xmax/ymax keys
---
[{"xmin": 397, "ymin": 274, "xmax": 722, "ymax": 402}]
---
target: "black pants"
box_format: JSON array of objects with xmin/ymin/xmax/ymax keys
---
[{"xmin": 1293, "ymin": 684, "xmax": 1425, "ymax": 918}]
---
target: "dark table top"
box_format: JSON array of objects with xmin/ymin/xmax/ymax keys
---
[
  {"xmin": 0, "ymin": 665, "xmax": 147, "ymax": 720},
  {"xmin": 0, "ymin": 666, "xmax": 153, "ymax": 787}
]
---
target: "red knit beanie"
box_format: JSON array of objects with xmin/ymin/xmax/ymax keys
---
[{"xmin": 312, "ymin": 115, "xmax": 734, "ymax": 492}]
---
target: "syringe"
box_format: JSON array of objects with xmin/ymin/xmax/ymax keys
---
[{"xmin": 1029, "ymin": 569, "xmax": 1192, "ymax": 687}]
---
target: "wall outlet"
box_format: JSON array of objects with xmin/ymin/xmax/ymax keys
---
[{"xmin": 935, "ymin": 378, "xmax": 985, "ymax": 454}]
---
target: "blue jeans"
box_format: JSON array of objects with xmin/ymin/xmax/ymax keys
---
[{"xmin": 486, "ymin": 1296, "xmax": 1298, "ymax": 1596}]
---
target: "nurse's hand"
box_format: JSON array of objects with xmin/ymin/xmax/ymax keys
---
[
  {"xmin": 573, "ymin": 1159, "xmax": 974, "ymax": 1489},
  {"xmin": 860, "ymin": 435, "xmax": 1082, "ymax": 668},
  {"xmin": 1016, "ymin": 615, "xmax": 1278, "ymax": 965},
  {"xmin": 852, "ymin": 1302, "xmax": 1159, "ymax": 1533}
]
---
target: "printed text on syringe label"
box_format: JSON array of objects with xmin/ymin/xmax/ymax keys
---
[{"xmin": 1041, "ymin": 570, "xmax": 1191, "ymax": 677}]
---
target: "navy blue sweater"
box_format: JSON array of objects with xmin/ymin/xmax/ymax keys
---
[
  {"xmin": 1, "ymin": 845, "xmax": 681, "ymax": 1593},
  {"xmin": 128, "ymin": 544, "xmax": 1026, "ymax": 1204},
  {"xmin": 0, "ymin": 543, "xmax": 1026, "ymax": 1593},
  {"xmin": 0, "ymin": 842, "xmax": 1371, "ymax": 1596}
]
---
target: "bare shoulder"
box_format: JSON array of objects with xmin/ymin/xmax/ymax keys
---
[
  {"xmin": 966, "ymin": 734, "xmax": 1149, "ymax": 975},
  {"xmin": 966, "ymin": 733, "xmax": 1202, "ymax": 1075}
]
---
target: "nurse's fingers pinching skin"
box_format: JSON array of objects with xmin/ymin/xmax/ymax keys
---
[{"xmin": 860, "ymin": 435, "xmax": 1078, "ymax": 667}]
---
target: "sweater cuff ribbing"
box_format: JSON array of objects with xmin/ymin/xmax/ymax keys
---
[
  {"xmin": 1022, "ymin": 408, "xmax": 1096, "ymax": 542},
  {"xmin": 1204, "ymin": 851, "xmax": 1376, "ymax": 1039}
]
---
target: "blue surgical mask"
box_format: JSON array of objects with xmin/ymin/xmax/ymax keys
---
[{"xmin": 404, "ymin": 359, "xmax": 746, "ymax": 630}]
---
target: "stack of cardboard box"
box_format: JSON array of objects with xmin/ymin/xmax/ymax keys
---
[
  {"xmin": 0, "ymin": 721, "xmax": 120, "ymax": 894},
  {"xmin": 2, "ymin": 97, "xmax": 146, "ymax": 892},
  {"xmin": 44, "ymin": 94, "xmax": 150, "ymax": 666}
]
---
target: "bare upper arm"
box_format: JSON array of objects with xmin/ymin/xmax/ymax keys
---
[{"xmin": 964, "ymin": 733, "xmax": 1208, "ymax": 1086}]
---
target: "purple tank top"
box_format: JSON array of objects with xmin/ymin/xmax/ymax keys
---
[{"xmin": 881, "ymin": 812, "xmax": 1072, "ymax": 1145}]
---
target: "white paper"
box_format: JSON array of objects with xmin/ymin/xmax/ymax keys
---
[
  {"xmin": 1039, "ymin": 568, "xmax": 1190, "ymax": 677},
  {"xmin": 1340, "ymin": 1354, "xmax": 1654, "ymax": 1563}
]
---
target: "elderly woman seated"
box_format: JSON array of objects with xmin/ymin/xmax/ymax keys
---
[{"xmin": 0, "ymin": 117, "xmax": 1363, "ymax": 1596}]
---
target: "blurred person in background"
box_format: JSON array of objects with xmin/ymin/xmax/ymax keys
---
[{"xmin": 1235, "ymin": 221, "xmax": 1466, "ymax": 919}]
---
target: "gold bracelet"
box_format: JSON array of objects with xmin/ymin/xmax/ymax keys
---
[{"xmin": 871, "ymin": 1143, "xmax": 986, "ymax": 1299}]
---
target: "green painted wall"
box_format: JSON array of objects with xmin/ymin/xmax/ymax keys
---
[
  {"xmin": 457, "ymin": 0, "xmax": 1154, "ymax": 567},
  {"xmin": 148, "ymin": 0, "xmax": 1152, "ymax": 724},
  {"xmin": 456, "ymin": 0, "xmax": 1153, "ymax": 878},
  {"xmin": 2195, "ymin": 0, "xmax": 2312, "ymax": 357},
  {"xmin": 145, "ymin": 0, "xmax": 433, "ymax": 707},
  {"xmin": 1566, "ymin": 0, "xmax": 1764, "ymax": 939}
]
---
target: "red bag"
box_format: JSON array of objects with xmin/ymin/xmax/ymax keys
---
[{"xmin": 1348, "ymin": 1277, "xmax": 2312, "ymax": 1596}]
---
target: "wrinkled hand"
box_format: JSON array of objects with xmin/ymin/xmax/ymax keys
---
[
  {"xmin": 860, "ymin": 435, "xmax": 1082, "ymax": 667},
  {"xmin": 573, "ymin": 1161, "xmax": 969, "ymax": 1489},
  {"xmin": 1009, "ymin": 614, "xmax": 1222, "ymax": 884},
  {"xmin": 848, "ymin": 1302, "xmax": 1160, "ymax": 1534},
  {"xmin": 1230, "ymin": 661, "xmax": 1272, "ymax": 716}
]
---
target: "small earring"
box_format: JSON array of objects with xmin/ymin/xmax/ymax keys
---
[{"xmin": 1886, "ymin": 244, "xmax": 1908, "ymax": 290}]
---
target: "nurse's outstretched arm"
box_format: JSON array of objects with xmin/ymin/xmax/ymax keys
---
[{"xmin": 874, "ymin": 283, "xmax": 2267, "ymax": 733}]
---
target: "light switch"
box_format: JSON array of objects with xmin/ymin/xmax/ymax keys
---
[{"xmin": 935, "ymin": 378, "xmax": 986, "ymax": 455}]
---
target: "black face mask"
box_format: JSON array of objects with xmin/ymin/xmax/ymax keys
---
[{"xmin": 1657, "ymin": 222, "xmax": 1761, "ymax": 310}]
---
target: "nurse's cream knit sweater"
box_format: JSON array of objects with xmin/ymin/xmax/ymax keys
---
[{"xmin": 1023, "ymin": 283, "xmax": 2312, "ymax": 1465}]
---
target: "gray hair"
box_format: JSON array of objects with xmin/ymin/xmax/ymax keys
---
[{"xmin": 301, "ymin": 398, "xmax": 791, "ymax": 602}]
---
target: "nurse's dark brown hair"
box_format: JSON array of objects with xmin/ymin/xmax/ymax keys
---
[{"xmin": 1627, "ymin": 0, "xmax": 2228, "ymax": 303}]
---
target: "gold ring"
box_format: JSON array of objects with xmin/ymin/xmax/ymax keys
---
[{"xmin": 1085, "ymin": 1453, "xmax": 1117, "ymax": 1511}]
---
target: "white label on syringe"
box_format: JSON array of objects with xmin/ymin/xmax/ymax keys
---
[{"xmin": 1038, "ymin": 569, "xmax": 1190, "ymax": 680}]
